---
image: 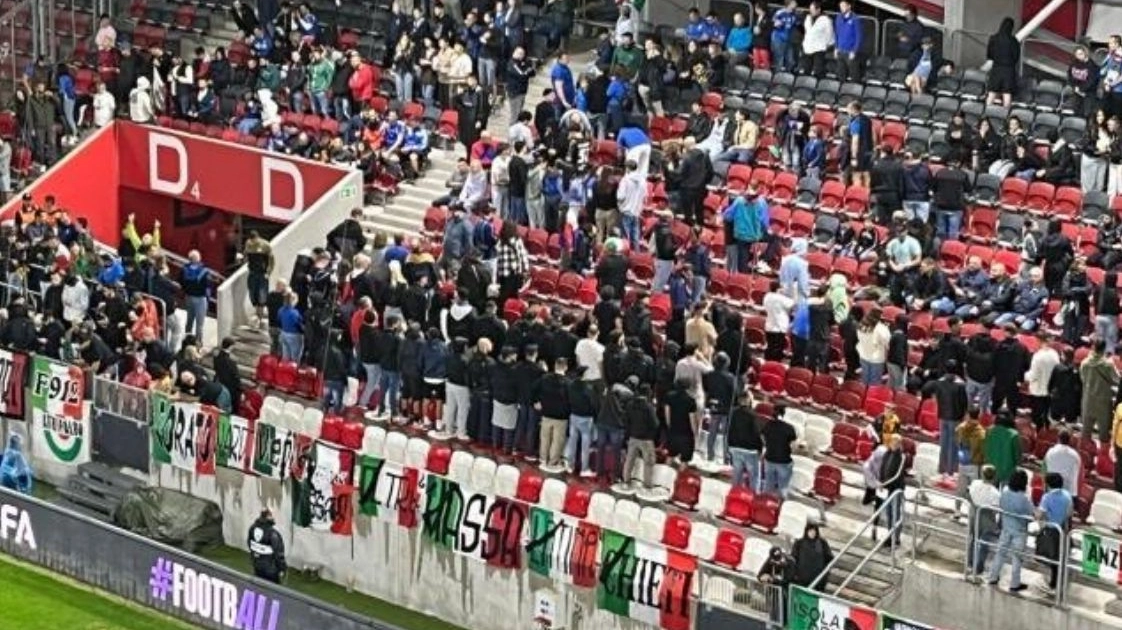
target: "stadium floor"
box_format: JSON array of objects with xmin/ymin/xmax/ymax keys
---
[{"xmin": 0, "ymin": 555, "xmax": 195, "ymax": 630}]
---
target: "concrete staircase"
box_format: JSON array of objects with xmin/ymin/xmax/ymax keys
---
[{"xmin": 53, "ymin": 461, "xmax": 145, "ymax": 523}]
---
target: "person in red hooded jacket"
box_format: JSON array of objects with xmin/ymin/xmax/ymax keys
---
[{"xmin": 347, "ymin": 52, "xmax": 375, "ymax": 105}]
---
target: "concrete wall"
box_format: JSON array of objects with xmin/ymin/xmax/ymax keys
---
[
  {"xmin": 148, "ymin": 463, "xmax": 660, "ymax": 630},
  {"xmin": 215, "ymin": 167, "xmax": 363, "ymax": 342},
  {"xmin": 884, "ymin": 562, "xmax": 1122, "ymax": 630},
  {"xmin": 942, "ymin": 0, "xmax": 1021, "ymax": 68}
]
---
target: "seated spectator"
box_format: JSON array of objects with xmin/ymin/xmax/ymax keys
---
[
  {"xmin": 905, "ymin": 37, "xmax": 939, "ymax": 95},
  {"xmin": 993, "ymin": 266, "xmax": 1049, "ymax": 330},
  {"xmin": 716, "ymin": 108, "xmax": 759, "ymax": 166},
  {"xmin": 907, "ymin": 257, "xmax": 949, "ymax": 313}
]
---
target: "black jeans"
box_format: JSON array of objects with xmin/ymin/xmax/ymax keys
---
[
  {"xmin": 992, "ymin": 381, "xmax": 1021, "ymax": 414},
  {"xmin": 805, "ymin": 339, "xmax": 830, "ymax": 373},
  {"xmin": 765, "ymin": 332, "xmax": 786, "ymax": 361}
]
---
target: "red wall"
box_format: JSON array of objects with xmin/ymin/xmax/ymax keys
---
[
  {"xmin": 1022, "ymin": 0, "xmax": 1092, "ymax": 40},
  {"xmin": 116, "ymin": 189, "xmax": 234, "ymax": 272},
  {"xmin": 1, "ymin": 125, "xmax": 121, "ymax": 245}
]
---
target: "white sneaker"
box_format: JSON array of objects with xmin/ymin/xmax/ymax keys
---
[
  {"xmin": 611, "ymin": 482, "xmax": 636, "ymax": 495},
  {"xmin": 428, "ymin": 429, "xmax": 451, "ymax": 440},
  {"xmin": 579, "ymin": 470, "xmax": 597, "ymax": 479}
]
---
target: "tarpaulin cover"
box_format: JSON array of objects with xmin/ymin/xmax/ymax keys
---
[{"xmin": 114, "ymin": 486, "xmax": 223, "ymax": 552}]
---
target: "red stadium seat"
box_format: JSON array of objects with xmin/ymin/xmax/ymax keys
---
[
  {"xmin": 940, "ymin": 239, "xmax": 968, "ymax": 271},
  {"xmin": 713, "ymin": 529, "xmax": 745, "ymax": 567},
  {"xmin": 255, "ymin": 354, "xmax": 279, "ymax": 385},
  {"xmin": 831, "ymin": 422, "xmax": 860, "ymax": 459},
  {"xmin": 562, "ymin": 484, "xmax": 591, "ymax": 518},
  {"xmin": 295, "ymin": 366, "xmax": 319, "ymax": 399},
  {"xmin": 720, "ymin": 486, "xmax": 754, "ymax": 525},
  {"xmin": 515, "ymin": 470, "xmax": 543, "ymax": 503},
  {"xmin": 784, "ymin": 367, "xmax": 814, "ymax": 399},
  {"xmin": 999, "ymin": 178, "xmax": 1028, "ymax": 208},
  {"xmin": 749, "ymin": 494, "xmax": 781, "ymax": 533},
  {"xmin": 274, "ymin": 360, "xmax": 298, "ymax": 392},
  {"xmin": 819, "ymin": 180, "xmax": 846, "ymax": 212},
  {"xmin": 727, "ymin": 164, "xmax": 752, "ymax": 192},
  {"xmin": 813, "ymin": 464, "xmax": 842, "ymax": 503},
  {"xmin": 1024, "ymin": 182, "xmax": 1055, "ymax": 213},
  {"xmin": 529, "ymin": 267, "xmax": 559, "ymax": 297},
  {"xmin": 662, "ymin": 513, "xmax": 692, "ymax": 549},
  {"xmin": 758, "ymin": 361, "xmax": 787, "ymax": 393},
  {"xmin": 810, "ymin": 374, "xmax": 838, "ymax": 408}
]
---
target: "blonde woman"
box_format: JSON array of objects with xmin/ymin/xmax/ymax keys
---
[
  {"xmin": 856, "ymin": 307, "xmax": 890, "ymax": 386},
  {"xmin": 385, "ymin": 260, "xmax": 408, "ymax": 323}
]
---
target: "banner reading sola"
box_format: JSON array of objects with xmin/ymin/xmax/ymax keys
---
[
  {"xmin": 422, "ymin": 475, "xmax": 526, "ymax": 568},
  {"xmin": 150, "ymin": 393, "xmax": 218, "ymax": 475},
  {"xmin": 29, "ymin": 356, "xmax": 89, "ymax": 466},
  {"xmin": 526, "ymin": 506, "xmax": 600, "ymax": 588},
  {"xmin": 597, "ymin": 530, "xmax": 697, "ymax": 630},
  {"xmin": 1081, "ymin": 532, "xmax": 1122, "ymax": 584},
  {"xmin": 788, "ymin": 586, "xmax": 878, "ymax": 630}
]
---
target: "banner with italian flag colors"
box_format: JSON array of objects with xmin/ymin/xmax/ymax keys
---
[
  {"xmin": 879, "ymin": 612, "xmax": 942, "ymax": 630},
  {"xmin": 291, "ymin": 440, "xmax": 356, "ymax": 535},
  {"xmin": 149, "ymin": 393, "xmax": 218, "ymax": 475},
  {"xmin": 0, "ymin": 349, "xmax": 27, "ymax": 419},
  {"xmin": 526, "ymin": 506, "xmax": 600, "ymax": 588},
  {"xmin": 29, "ymin": 356, "xmax": 89, "ymax": 466},
  {"xmin": 216, "ymin": 413, "xmax": 256, "ymax": 473},
  {"xmin": 356, "ymin": 455, "xmax": 421, "ymax": 528},
  {"xmin": 422, "ymin": 475, "xmax": 526, "ymax": 568},
  {"xmin": 788, "ymin": 586, "xmax": 878, "ymax": 630},
  {"xmin": 597, "ymin": 530, "xmax": 697, "ymax": 630},
  {"xmin": 1081, "ymin": 532, "xmax": 1122, "ymax": 584}
]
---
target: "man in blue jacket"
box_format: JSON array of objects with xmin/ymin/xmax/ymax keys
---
[
  {"xmin": 834, "ymin": 0, "xmax": 863, "ymax": 82},
  {"xmin": 994, "ymin": 266, "xmax": 1049, "ymax": 331}
]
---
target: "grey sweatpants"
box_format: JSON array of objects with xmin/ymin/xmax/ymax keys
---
[
  {"xmin": 623, "ymin": 439, "xmax": 655, "ymax": 487},
  {"xmin": 444, "ymin": 383, "xmax": 471, "ymax": 438}
]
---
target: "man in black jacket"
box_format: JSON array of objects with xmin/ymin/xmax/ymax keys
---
[
  {"xmin": 930, "ymin": 160, "xmax": 972, "ymax": 241},
  {"xmin": 566, "ymin": 370, "xmax": 600, "ymax": 476},
  {"xmin": 247, "ymin": 509, "xmax": 286, "ymax": 583},
  {"xmin": 506, "ymin": 46, "xmax": 535, "ymax": 122},
  {"xmin": 621, "ymin": 383, "xmax": 659, "ymax": 493},
  {"xmin": 490, "ymin": 346, "xmax": 521, "ymax": 454},
  {"xmin": 727, "ymin": 391, "xmax": 763, "ymax": 490},
  {"xmin": 991, "ymin": 326, "xmax": 1031, "ymax": 413},
  {"xmin": 212, "ymin": 337, "xmax": 242, "ymax": 410},
  {"xmin": 921, "ymin": 360, "xmax": 968, "ymax": 479},
  {"xmin": 675, "ymin": 138, "xmax": 713, "ymax": 228},
  {"xmin": 596, "ymin": 240, "xmax": 630, "ymax": 299},
  {"xmin": 535, "ymin": 356, "xmax": 571, "ymax": 471},
  {"xmin": 515, "ymin": 344, "xmax": 546, "ymax": 461},
  {"xmin": 443, "ymin": 338, "xmax": 471, "ymax": 440},
  {"xmin": 702, "ymin": 352, "xmax": 737, "ymax": 469},
  {"xmin": 597, "ymin": 379, "xmax": 634, "ymax": 483},
  {"xmin": 870, "ymin": 145, "xmax": 905, "ymax": 225},
  {"xmin": 638, "ymin": 40, "xmax": 667, "ymax": 116},
  {"xmin": 879, "ymin": 435, "xmax": 908, "ymax": 545}
]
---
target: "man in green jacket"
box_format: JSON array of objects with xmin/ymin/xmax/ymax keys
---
[
  {"xmin": 983, "ymin": 410, "xmax": 1021, "ymax": 485},
  {"xmin": 308, "ymin": 48, "xmax": 335, "ymax": 117}
]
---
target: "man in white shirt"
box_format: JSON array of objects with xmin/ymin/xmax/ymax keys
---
[
  {"xmin": 456, "ymin": 160, "xmax": 489, "ymax": 212},
  {"xmin": 968, "ymin": 465, "xmax": 1002, "ymax": 575},
  {"xmin": 1025, "ymin": 333, "xmax": 1059, "ymax": 429},
  {"xmin": 616, "ymin": 159, "xmax": 646, "ymax": 251},
  {"xmin": 508, "ymin": 111, "xmax": 535, "ymax": 151},
  {"xmin": 801, "ymin": 0, "xmax": 835, "ymax": 78},
  {"xmin": 1043, "ymin": 431, "xmax": 1081, "ymax": 495},
  {"xmin": 762, "ymin": 278, "xmax": 794, "ymax": 361},
  {"xmin": 575, "ymin": 324, "xmax": 605, "ymax": 392}
]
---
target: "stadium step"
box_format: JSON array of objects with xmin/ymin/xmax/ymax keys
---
[
  {"xmin": 77, "ymin": 461, "xmax": 144, "ymax": 493},
  {"xmin": 56, "ymin": 485, "xmax": 118, "ymax": 519},
  {"xmin": 51, "ymin": 497, "xmax": 115, "ymax": 524}
]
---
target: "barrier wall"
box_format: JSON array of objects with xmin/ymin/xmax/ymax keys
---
[{"xmin": 0, "ymin": 487, "xmax": 398, "ymax": 630}]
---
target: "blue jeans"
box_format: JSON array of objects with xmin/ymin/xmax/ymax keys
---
[
  {"xmin": 394, "ymin": 71, "xmax": 414, "ymax": 102},
  {"xmin": 938, "ymin": 419, "xmax": 959, "ymax": 475},
  {"xmin": 993, "ymin": 312, "xmax": 1038, "ymax": 331},
  {"xmin": 311, "ymin": 91, "xmax": 330, "ymax": 116},
  {"xmin": 185, "ymin": 295, "xmax": 207, "ymax": 339},
  {"xmin": 279, "ymin": 331, "xmax": 304, "ymax": 363},
  {"xmin": 565, "ymin": 414, "xmax": 595, "ymax": 471},
  {"xmin": 903, "ymin": 200, "xmax": 930, "ymax": 223},
  {"xmin": 969, "ymin": 526, "xmax": 999, "ymax": 574},
  {"xmin": 515, "ymin": 404, "xmax": 540, "ymax": 456},
  {"xmin": 965, "ymin": 378, "xmax": 993, "ymax": 413},
  {"xmin": 508, "ymin": 196, "xmax": 528, "ymax": 225},
  {"xmin": 322, "ymin": 379, "xmax": 345, "ymax": 413},
  {"xmin": 770, "ymin": 39, "xmax": 794, "ymax": 71},
  {"xmin": 935, "ymin": 208, "xmax": 963, "ymax": 240},
  {"xmin": 717, "ymin": 148, "xmax": 754, "ymax": 164},
  {"xmin": 726, "ymin": 241, "xmax": 740, "ymax": 275},
  {"xmin": 728, "ymin": 448, "xmax": 760, "ymax": 490},
  {"xmin": 422, "ymin": 84, "xmax": 435, "ymax": 108},
  {"xmin": 1096, "ymin": 315, "xmax": 1119, "ymax": 353},
  {"xmin": 290, "ymin": 90, "xmax": 305, "ymax": 113},
  {"xmin": 883, "ymin": 491, "xmax": 903, "ymax": 541},
  {"xmin": 378, "ymin": 370, "xmax": 401, "ymax": 416},
  {"xmin": 692, "ymin": 276, "xmax": 708, "ymax": 307},
  {"xmin": 986, "ymin": 529, "xmax": 1028, "ymax": 587},
  {"xmin": 860, "ymin": 360, "xmax": 885, "ymax": 386},
  {"xmin": 706, "ymin": 413, "xmax": 728, "ymax": 461},
  {"xmin": 62, "ymin": 96, "xmax": 78, "ymax": 135},
  {"xmin": 931, "ymin": 296, "xmax": 957, "ymax": 316},
  {"xmin": 360, "ymin": 362, "xmax": 381, "ymax": 407},
  {"xmin": 333, "ymin": 96, "xmax": 352, "ymax": 121},
  {"xmin": 763, "ymin": 461, "xmax": 793, "ymax": 499},
  {"xmin": 621, "ymin": 214, "xmax": 641, "ymax": 251},
  {"xmin": 652, "ymin": 259, "xmax": 674, "ymax": 293},
  {"xmin": 596, "ymin": 426, "xmax": 626, "ymax": 481}
]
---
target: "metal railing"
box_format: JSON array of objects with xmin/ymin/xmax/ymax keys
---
[
  {"xmin": 91, "ymin": 373, "xmax": 151, "ymax": 424},
  {"xmin": 907, "ymin": 486, "xmax": 973, "ymax": 576},
  {"xmin": 970, "ymin": 503, "xmax": 1070, "ymax": 607},
  {"xmin": 812, "ymin": 489, "xmax": 904, "ymax": 596},
  {"xmin": 696, "ymin": 561, "xmax": 787, "ymax": 628}
]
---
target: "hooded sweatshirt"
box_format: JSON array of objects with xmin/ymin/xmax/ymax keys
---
[
  {"xmin": 0, "ymin": 434, "xmax": 32, "ymax": 494},
  {"xmin": 129, "ymin": 76, "xmax": 154, "ymax": 122}
]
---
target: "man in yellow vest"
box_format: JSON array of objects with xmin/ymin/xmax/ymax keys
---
[{"xmin": 1112, "ymin": 403, "xmax": 1122, "ymax": 492}]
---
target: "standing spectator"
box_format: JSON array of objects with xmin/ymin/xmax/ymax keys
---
[
  {"xmin": 565, "ymin": 368, "xmax": 598, "ymax": 476},
  {"xmin": 1067, "ymin": 45, "xmax": 1100, "ymax": 118},
  {"xmin": 955, "ymin": 407, "xmax": 988, "ymax": 499},
  {"xmin": 277, "ymin": 292, "xmax": 303, "ymax": 363},
  {"xmin": 801, "ymin": 1, "xmax": 833, "ymax": 78},
  {"xmin": 320, "ymin": 333, "xmax": 348, "ymax": 414},
  {"xmin": 495, "ymin": 222, "xmax": 530, "ymax": 304},
  {"xmin": 1112, "ymin": 402, "xmax": 1122, "ymax": 492},
  {"xmin": 879, "ymin": 435, "xmax": 907, "ymax": 545},
  {"xmin": 968, "ymin": 466, "xmax": 1002, "ymax": 576},
  {"xmin": 507, "ymin": 46, "xmax": 535, "ymax": 121},
  {"xmin": 1043, "ymin": 431, "xmax": 1081, "ymax": 495},
  {"xmin": 770, "ymin": 0, "xmax": 799, "ymax": 72},
  {"xmin": 622, "ymin": 383, "xmax": 658, "ymax": 492},
  {"xmin": 855, "ymin": 307, "xmax": 890, "ymax": 385},
  {"xmin": 1036, "ymin": 472, "xmax": 1073, "ymax": 594},
  {"xmin": 213, "ymin": 338, "xmax": 242, "ymax": 411},
  {"xmin": 664, "ymin": 376, "xmax": 698, "ymax": 466},
  {"xmin": 750, "ymin": 1, "xmax": 772, "ymax": 69},
  {"xmin": 597, "ymin": 378, "xmax": 633, "ymax": 482},
  {"xmin": 534, "ymin": 355, "xmax": 570, "ymax": 471},
  {"xmin": 846, "ymin": 101, "xmax": 874, "ymax": 188},
  {"xmin": 983, "ymin": 410, "xmax": 1022, "ymax": 486},
  {"xmin": 930, "ymin": 159, "xmax": 971, "ymax": 240},
  {"xmin": 617, "ymin": 160, "xmax": 646, "ymax": 250},
  {"xmin": 1080, "ymin": 339, "xmax": 1119, "ymax": 443},
  {"xmin": 181, "ymin": 250, "xmax": 209, "ymax": 341},
  {"xmin": 869, "ymin": 145, "xmax": 904, "ymax": 225},
  {"xmin": 1025, "ymin": 332, "xmax": 1060, "ymax": 429},
  {"xmin": 985, "ymin": 18, "xmax": 1019, "ymax": 108},
  {"xmin": 895, "ymin": 5, "xmax": 925, "ymax": 59},
  {"xmin": 985, "ymin": 468, "xmax": 1034, "ymax": 592},
  {"xmin": 833, "ymin": 0, "xmax": 862, "ymax": 82},
  {"xmin": 776, "ymin": 102, "xmax": 810, "ymax": 174},
  {"xmin": 761, "ymin": 405, "xmax": 797, "ymax": 498},
  {"xmin": 1095, "ymin": 270, "xmax": 1120, "ymax": 352},
  {"xmin": 727, "ymin": 390, "xmax": 762, "ymax": 490},
  {"xmin": 921, "ymin": 360, "xmax": 968, "ymax": 481},
  {"xmin": 790, "ymin": 524, "xmax": 834, "ymax": 592},
  {"xmin": 763, "ymin": 279, "xmax": 794, "ymax": 361},
  {"xmin": 1048, "ymin": 348, "xmax": 1083, "ymax": 425},
  {"xmin": 243, "ymin": 231, "xmax": 274, "ymax": 327}
]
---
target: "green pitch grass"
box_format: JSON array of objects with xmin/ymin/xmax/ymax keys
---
[{"xmin": 0, "ymin": 555, "xmax": 195, "ymax": 630}]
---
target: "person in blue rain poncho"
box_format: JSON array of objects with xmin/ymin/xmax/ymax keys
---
[{"xmin": 0, "ymin": 434, "xmax": 33, "ymax": 494}]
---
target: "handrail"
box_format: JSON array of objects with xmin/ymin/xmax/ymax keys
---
[
  {"xmin": 812, "ymin": 488, "xmax": 905, "ymax": 592},
  {"xmin": 160, "ymin": 249, "xmax": 228, "ymax": 284},
  {"xmin": 971, "ymin": 503, "xmax": 1070, "ymax": 607},
  {"xmin": 906, "ymin": 486, "xmax": 972, "ymax": 575},
  {"xmin": 696, "ymin": 561, "xmax": 786, "ymax": 628}
]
